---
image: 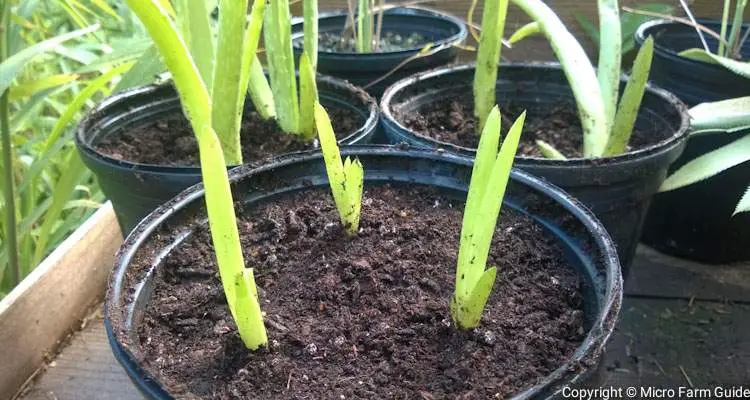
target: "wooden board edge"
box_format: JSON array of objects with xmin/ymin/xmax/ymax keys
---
[{"xmin": 0, "ymin": 203, "xmax": 123, "ymax": 400}]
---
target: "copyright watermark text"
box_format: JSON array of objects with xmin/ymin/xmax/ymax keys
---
[{"xmin": 561, "ymin": 386, "xmax": 750, "ymax": 399}]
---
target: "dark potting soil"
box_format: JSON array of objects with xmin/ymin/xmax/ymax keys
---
[
  {"xmin": 135, "ymin": 186, "xmax": 585, "ymax": 399},
  {"xmin": 315, "ymin": 31, "xmax": 428, "ymax": 53},
  {"xmin": 95, "ymin": 108, "xmax": 360, "ymax": 166},
  {"xmin": 397, "ymin": 96, "xmax": 665, "ymax": 158}
]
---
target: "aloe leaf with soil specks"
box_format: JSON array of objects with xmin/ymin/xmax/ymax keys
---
[{"xmin": 452, "ymin": 107, "xmax": 525, "ymax": 330}]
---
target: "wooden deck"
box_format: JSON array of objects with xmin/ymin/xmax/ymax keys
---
[{"xmin": 16, "ymin": 246, "xmax": 750, "ymax": 399}]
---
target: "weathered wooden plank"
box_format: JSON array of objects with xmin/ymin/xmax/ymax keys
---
[{"xmin": 0, "ymin": 203, "xmax": 123, "ymax": 400}]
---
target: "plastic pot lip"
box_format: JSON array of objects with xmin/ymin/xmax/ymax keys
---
[
  {"xmin": 75, "ymin": 75, "xmax": 379, "ymax": 174},
  {"xmin": 380, "ymin": 62, "xmax": 691, "ymax": 170},
  {"xmin": 635, "ymin": 19, "xmax": 750, "ymax": 69},
  {"xmin": 291, "ymin": 7, "xmax": 468, "ymax": 59},
  {"xmin": 104, "ymin": 145, "xmax": 623, "ymax": 400}
]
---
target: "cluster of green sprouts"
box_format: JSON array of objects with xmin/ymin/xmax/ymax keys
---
[{"xmin": 474, "ymin": 0, "xmax": 656, "ymax": 159}]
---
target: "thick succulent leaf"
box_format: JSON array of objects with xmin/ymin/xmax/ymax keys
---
[
  {"xmin": 174, "ymin": 0, "xmax": 214, "ymax": 90},
  {"xmin": 299, "ymin": 53, "xmax": 318, "ymax": 140},
  {"xmin": 343, "ymin": 157, "xmax": 364, "ymax": 234},
  {"xmin": 604, "ymin": 36, "xmax": 653, "ymax": 156},
  {"xmin": 456, "ymin": 267, "xmax": 497, "ymax": 329},
  {"xmin": 661, "ymin": 135, "xmax": 750, "ymax": 192},
  {"xmin": 734, "ymin": 185, "xmax": 750, "ymax": 216},
  {"xmin": 233, "ymin": 269, "xmax": 268, "ymax": 350},
  {"xmin": 596, "ymin": 0, "xmax": 622, "ymax": 131},
  {"xmin": 473, "ymin": 0, "xmax": 509, "ymax": 133},
  {"xmin": 689, "ymin": 97, "xmax": 750, "ymax": 134},
  {"xmin": 679, "ymin": 48, "xmax": 750, "ymax": 79},
  {"xmin": 315, "ymin": 103, "xmax": 349, "ymax": 226},
  {"xmin": 536, "ymin": 139, "xmax": 567, "ymax": 160},
  {"xmin": 247, "ymin": 56, "xmax": 276, "ymax": 120}
]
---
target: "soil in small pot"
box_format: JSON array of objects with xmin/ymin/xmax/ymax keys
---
[
  {"xmin": 396, "ymin": 95, "xmax": 667, "ymax": 157},
  {"xmin": 95, "ymin": 108, "xmax": 360, "ymax": 166},
  {"xmin": 134, "ymin": 185, "xmax": 586, "ymax": 399},
  {"xmin": 314, "ymin": 31, "xmax": 428, "ymax": 53}
]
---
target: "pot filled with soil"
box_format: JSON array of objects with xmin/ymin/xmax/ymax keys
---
[
  {"xmin": 380, "ymin": 63, "xmax": 690, "ymax": 273},
  {"xmin": 635, "ymin": 19, "xmax": 750, "ymax": 107},
  {"xmin": 291, "ymin": 7, "xmax": 467, "ymax": 98},
  {"xmin": 105, "ymin": 146, "xmax": 621, "ymax": 399},
  {"xmin": 641, "ymin": 127, "xmax": 750, "ymax": 263},
  {"xmin": 76, "ymin": 76, "xmax": 378, "ymax": 234}
]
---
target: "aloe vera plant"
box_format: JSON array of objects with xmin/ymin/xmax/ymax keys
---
[
  {"xmin": 660, "ymin": 96, "xmax": 750, "ymax": 216},
  {"xmin": 126, "ymin": 0, "xmax": 267, "ymax": 350},
  {"xmin": 480, "ymin": 0, "xmax": 656, "ymax": 158},
  {"xmin": 452, "ymin": 106, "xmax": 526, "ymax": 329}
]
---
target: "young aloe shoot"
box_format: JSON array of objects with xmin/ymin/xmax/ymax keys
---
[
  {"xmin": 314, "ymin": 102, "xmax": 364, "ymax": 236},
  {"xmin": 473, "ymin": 0, "xmax": 509, "ymax": 133},
  {"xmin": 452, "ymin": 106, "xmax": 526, "ymax": 330},
  {"xmin": 127, "ymin": 0, "xmax": 267, "ymax": 350}
]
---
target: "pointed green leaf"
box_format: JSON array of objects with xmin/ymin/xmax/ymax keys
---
[
  {"xmin": 304, "ymin": 0, "xmax": 319, "ymax": 68},
  {"xmin": 0, "ymin": 24, "xmax": 99, "ymax": 96},
  {"xmin": 457, "ymin": 267, "xmax": 497, "ymax": 329},
  {"xmin": 299, "ymin": 53, "xmax": 318, "ymax": 140},
  {"xmin": 679, "ymin": 48, "xmax": 750, "ymax": 79},
  {"xmin": 536, "ymin": 139, "xmax": 567, "ymax": 160},
  {"xmin": 734, "ymin": 185, "xmax": 750, "ymax": 216},
  {"xmin": 508, "ymin": 21, "xmax": 539, "ymax": 45},
  {"xmin": 239, "ymin": 0, "xmax": 267, "ymax": 116},
  {"xmin": 690, "ymin": 97, "xmax": 750, "ymax": 134},
  {"xmin": 234, "ymin": 269, "xmax": 268, "ymax": 350},
  {"xmin": 247, "ymin": 56, "xmax": 276, "ymax": 120},
  {"xmin": 604, "ymin": 36, "xmax": 653, "ymax": 156},
  {"xmin": 315, "ymin": 103, "xmax": 349, "ymax": 226},
  {"xmin": 113, "ymin": 45, "xmax": 165, "ymax": 92},
  {"xmin": 596, "ymin": 0, "xmax": 622, "ymax": 131},
  {"xmin": 175, "ymin": 0, "xmax": 215, "ymax": 90},
  {"xmin": 661, "ymin": 135, "xmax": 750, "ymax": 192},
  {"xmin": 343, "ymin": 157, "xmax": 364, "ymax": 234}
]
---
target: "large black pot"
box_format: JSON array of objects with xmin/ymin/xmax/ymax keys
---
[
  {"xmin": 380, "ymin": 63, "xmax": 690, "ymax": 274},
  {"xmin": 291, "ymin": 7, "xmax": 467, "ymax": 98},
  {"xmin": 635, "ymin": 19, "xmax": 750, "ymax": 107},
  {"xmin": 641, "ymin": 129, "xmax": 750, "ymax": 263},
  {"xmin": 76, "ymin": 76, "xmax": 378, "ymax": 234},
  {"xmin": 104, "ymin": 146, "xmax": 622, "ymax": 399}
]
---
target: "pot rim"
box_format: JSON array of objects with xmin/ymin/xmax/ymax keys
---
[
  {"xmin": 104, "ymin": 146, "xmax": 623, "ymax": 400},
  {"xmin": 635, "ymin": 18, "xmax": 750, "ymax": 68},
  {"xmin": 291, "ymin": 6, "xmax": 468, "ymax": 58},
  {"xmin": 380, "ymin": 62, "xmax": 691, "ymax": 169},
  {"xmin": 75, "ymin": 75, "xmax": 379, "ymax": 173}
]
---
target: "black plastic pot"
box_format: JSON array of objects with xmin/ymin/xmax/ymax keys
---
[
  {"xmin": 104, "ymin": 146, "xmax": 622, "ymax": 399},
  {"xmin": 76, "ymin": 76, "xmax": 378, "ymax": 234},
  {"xmin": 380, "ymin": 63, "xmax": 690, "ymax": 274},
  {"xmin": 291, "ymin": 7, "xmax": 467, "ymax": 98},
  {"xmin": 641, "ymin": 128, "xmax": 750, "ymax": 263},
  {"xmin": 635, "ymin": 19, "xmax": 750, "ymax": 107}
]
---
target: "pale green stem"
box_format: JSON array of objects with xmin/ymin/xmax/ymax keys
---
[
  {"xmin": 1, "ymin": 0, "xmax": 19, "ymax": 287},
  {"xmin": 304, "ymin": 0, "xmax": 318, "ymax": 69},
  {"xmin": 597, "ymin": 0, "xmax": 621, "ymax": 131},
  {"xmin": 473, "ymin": 0, "xmax": 509, "ymax": 134},
  {"xmin": 357, "ymin": 0, "xmax": 372, "ymax": 52},
  {"xmin": 719, "ymin": 0, "xmax": 731, "ymax": 57},
  {"xmin": 265, "ymin": 0, "xmax": 300, "ymax": 134}
]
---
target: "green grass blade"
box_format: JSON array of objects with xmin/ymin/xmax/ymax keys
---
[
  {"xmin": 573, "ymin": 12, "xmax": 600, "ymax": 47},
  {"xmin": 536, "ymin": 139, "xmax": 567, "ymax": 159},
  {"xmin": 247, "ymin": 56, "xmax": 276, "ymax": 120},
  {"xmin": 264, "ymin": 0, "xmax": 300, "ymax": 134},
  {"xmin": 114, "ymin": 45, "xmax": 165, "ymax": 92},
  {"xmin": 473, "ymin": 0, "xmax": 509, "ymax": 133},
  {"xmin": 511, "ymin": 0, "xmax": 607, "ymax": 157},
  {"xmin": 661, "ymin": 134, "xmax": 750, "ymax": 192},
  {"xmin": 9, "ymin": 74, "xmax": 78, "ymax": 101},
  {"xmin": 508, "ymin": 21, "xmax": 540, "ymax": 45},
  {"xmin": 212, "ymin": 0, "xmax": 250, "ymax": 165},
  {"xmin": 0, "ymin": 24, "xmax": 99, "ymax": 96},
  {"xmin": 32, "ymin": 151, "xmax": 86, "ymax": 266},
  {"xmin": 596, "ymin": 0, "xmax": 622, "ymax": 131},
  {"xmin": 604, "ymin": 36, "xmax": 653, "ymax": 157},
  {"xmin": 719, "ymin": 0, "xmax": 732, "ymax": 57},
  {"xmin": 299, "ymin": 52, "xmax": 318, "ymax": 140},
  {"xmin": 175, "ymin": 0, "xmax": 215, "ymax": 92},
  {"xmin": 127, "ymin": 0, "xmax": 267, "ymax": 350},
  {"xmin": 727, "ymin": 0, "xmax": 748, "ymax": 56},
  {"xmin": 734, "ymin": 185, "xmax": 750, "ymax": 216},
  {"xmin": 304, "ymin": 0, "xmax": 319, "ymax": 69}
]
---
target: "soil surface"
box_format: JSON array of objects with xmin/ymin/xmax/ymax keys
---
[
  {"xmin": 96, "ymin": 108, "xmax": 361, "ymax": 166},
  {"xmin": 397, "ymin": 96, "xmax": 664, "ymax": 158},
  {"xmin": 314, "ymin": 31, "xmax": 428, "ymax": 53},
  {"xmin": 136, "ymin": 186, "xmax": 585, "ymax": 399}
]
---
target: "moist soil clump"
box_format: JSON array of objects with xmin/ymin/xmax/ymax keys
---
[
  {"xmin": 136, "ymin": 185, "xmax": 586, "ymax": 399},
  {"xmin": 314, "ymin": 31, "xmax": 428, "ymax": 53},
  {"xmin": 397, "ymin": 96, "xmax": 664, "ymax": 157},
  {"xmin": 95, "ymin": 108, "xmax": 360, "ymax": 166}
]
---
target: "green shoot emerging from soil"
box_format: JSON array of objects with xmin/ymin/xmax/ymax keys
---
[
  {"xmin": 452, "ymin": 106, "xmax": 526, "ymax": 330},
  {"xmin": 127, "ymin": 0, "xmax": 267, "ymax": 350},
  {"xmin": 314, "ymin": 102, "xmax": 364, "ymax": 236}
]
